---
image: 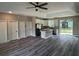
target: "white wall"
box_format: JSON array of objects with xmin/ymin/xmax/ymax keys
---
[{"xmin": 73, "ymin": 17, "xmax": 79, "ymax": 35}]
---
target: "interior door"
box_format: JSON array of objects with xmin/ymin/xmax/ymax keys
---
[
  {"xmin": 0, "ymin": 21, "xmax": 7, "ymax": 43},
  {"xmin": 25, "ymin": 20, "xmax": 32, "ymax": 36},
  {"xmin": 8, "ymin": 21, "xmax": 18, "ymax": 40},
  {"xmin": 19, "ymin": 21, "xmax": 25, "ymax": 38}
]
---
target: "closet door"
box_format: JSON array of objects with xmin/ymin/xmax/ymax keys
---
[
  {"xmin": 0, "ymin": 21, "xmax": 7, "ymax": 43},
  {"xmin": 8, "ymin": 21, "xmax": 18, "ymax": 40},
  {"xmin": 25, "ymin": 20, "xmax": 32, "ymax": 36},
  {"xmin": 19, "ymin": 21, "xmax": 25, "ymax": 38}
]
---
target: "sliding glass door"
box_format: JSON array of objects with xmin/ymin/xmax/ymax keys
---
[{"xmin": 59, "ymin": 19, "xmax": 73, "ymax": 35}]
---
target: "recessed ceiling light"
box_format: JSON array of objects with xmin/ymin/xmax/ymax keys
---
[{"xmin": 8, "ymin": 11, "xmax": 12, "ymax": 13}]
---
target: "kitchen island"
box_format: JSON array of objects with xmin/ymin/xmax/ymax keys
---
[{"xmin": 41, "ymin": 28, "xmax": 52, "ymax": 38}]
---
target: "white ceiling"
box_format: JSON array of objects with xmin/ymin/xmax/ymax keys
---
[{"xmin": 0, "ymin": 2, "xmax": 78, "ymax": 18}]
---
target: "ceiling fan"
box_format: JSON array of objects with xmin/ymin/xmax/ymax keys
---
[{"xmin": 26, "ymin": 2, "xmax": 48, "ymax": 11}]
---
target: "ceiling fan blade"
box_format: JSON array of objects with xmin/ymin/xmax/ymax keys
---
[
  {"xmin": 29, "ymin": 2, "xmax": 36, "ymax": 6},
  {"xmin": 36, "ymin": 2, "xmax": 39, "ymax": 5},
  {"xmin": 26, "ymin": 7, "xmax": 35, "ymax": 9},
  {"xmin": 39, "ymin": 6, "xmax": 48, "ymax": 10},
  {"xmin": 39, "ymin": 3, "xmax": 48, "ymax": 6}
]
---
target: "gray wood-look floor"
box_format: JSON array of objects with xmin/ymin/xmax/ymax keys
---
[{"xmin": 0, "ymin": 35, "xmax": 79, "ymax": 56}]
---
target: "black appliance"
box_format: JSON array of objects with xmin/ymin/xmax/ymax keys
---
[{"xmin": 35, "ymin": 23, "xmax": 42, "ymax": 37}]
